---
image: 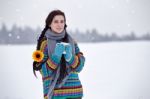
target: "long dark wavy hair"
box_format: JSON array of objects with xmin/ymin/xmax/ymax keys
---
[{"xmin": 33, "ymin": 10, "xmax": 68, "ymax": 79}]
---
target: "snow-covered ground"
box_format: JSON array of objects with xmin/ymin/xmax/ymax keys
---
[{"xmin": 0, "ymin": 41, "xmax": 150, "ymax": 99}]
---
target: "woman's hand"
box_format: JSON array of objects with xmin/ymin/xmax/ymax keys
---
[
  {"xmin": 64, "ymin": 44, "xmax": 72, "ymax": 62},
  {"xmin": 53, "ymin": 43, "xmax": 65, "ymax": 58}
]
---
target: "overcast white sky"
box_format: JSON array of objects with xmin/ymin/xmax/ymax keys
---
[{"xmin": 0, "ymin": 0, "xmax": 150, "ymax": 36}]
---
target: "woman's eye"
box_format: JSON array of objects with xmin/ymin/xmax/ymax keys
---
[
  {"xmin": 54, "ymin": 20, "xmax": 58, "ymax": 23},
  {"xmin": 54, "ymin": 20, "xmax": 64, "ymax": 24},
  {"xmin": 60, "ymin": 20, "xmax": 64, "ymax": 23}
]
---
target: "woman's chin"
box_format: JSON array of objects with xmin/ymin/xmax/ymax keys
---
[{"xmin": 55, "ymin": 30, "xmax": 63, "ymax": 33}]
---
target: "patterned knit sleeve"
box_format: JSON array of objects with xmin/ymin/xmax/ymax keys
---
[
  {"xmin": 67, "ymin": 42, "xmax": 85, "ymax": 73},
  {"xmin": 39, "ymin": 39, "xmax": 61, "ymax": 99},
  {"xmin": 39, "ymin": 40, "xmax": 59, "ymax": 71}
]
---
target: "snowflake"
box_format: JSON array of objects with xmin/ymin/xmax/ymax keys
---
[
  {"xmin": 33, "ymin": 4, "xmax": 38, "ymax": 9},
  {"xmin": 0, "ymin": 17, "xmax": 3, "ymax": 20},
  {"xmin": 15, "ymin": 9, "xmax": 21, "ymax": 12},
  {"xmin": 126, "ymin": 0, "xmax": 130, "ymax": 3},
  {"xmin": 77, "ymin": 4, "xmax": 83, "ymax": 9},
  {"xmin": 8, "ymin": 33, "xmax": 12, "ymax": 37},
  {"xmin": 131, "ymin": 10, "xmax": 135, "ymax": 14},
  {"xmin": 127, "ymin": 24, "xmax": 131, "ymax": 27},
  {"xmin": 17, "ymin": 35, "xmax": 20, "ymax": 39},
  {"xmin": 116, "ymin": 25, "xmax": 121, "ymax": 28},
  {"xmin": 111, "ymin": 5, "xmax": 115, "ymax": 9},
  {"xmin": 20, "ymin": 16, "xmax": 24, "ymax": 21}
]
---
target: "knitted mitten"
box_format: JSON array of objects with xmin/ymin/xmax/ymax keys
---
[
  {"xmin": 51, "ymin": 43, "xmax": 65, "ymax": 63},
  {"xmin": 64, "ymin": 44, "xmax": 72, "ymax": 62}
]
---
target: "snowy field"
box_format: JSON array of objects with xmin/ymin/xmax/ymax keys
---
[{"xmin": 0, "ymin": 41, "xmax": 150, "ymax": 99}]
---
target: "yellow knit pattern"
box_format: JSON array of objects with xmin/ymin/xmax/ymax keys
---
[
  {"xmin": 40, "ymin": 40, "xmax": 57, "ymax": 70},
  {"xmin": 40, "ymin": 40, "xmax": 47, "ymax": 51},
  {"xmin": 71, "ymin": 56, "xmax": 79, "ymax": 68},
  {"xmin": 54, "ymin": 87, "xmax": 83, "ymax": 94},
  {"xmin": 47, "ymin": 58, "xmax": 57, "ymax": 70}
]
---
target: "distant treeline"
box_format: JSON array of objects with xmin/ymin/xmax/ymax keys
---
[{"xmin": 0, "ymin": 24, "xmax": 150, "ymax": 44}]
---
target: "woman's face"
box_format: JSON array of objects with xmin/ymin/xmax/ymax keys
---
[{"xmin": 49, "ymin": 15, "xmax": 65, "ymax": 33}]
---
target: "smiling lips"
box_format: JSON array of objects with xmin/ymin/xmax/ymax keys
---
[{"xmin": 57, "ymin": 28, "xmax": 62, "ymax": 30}]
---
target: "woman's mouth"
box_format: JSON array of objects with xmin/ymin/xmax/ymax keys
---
[{"xmin": 57, "ymin": 28, "xmax": 62, "ymax": 30}]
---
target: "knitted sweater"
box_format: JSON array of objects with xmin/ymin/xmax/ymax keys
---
[{"xmin": 38, "ymin": 38, "xmax": 85, "ymax": 99}]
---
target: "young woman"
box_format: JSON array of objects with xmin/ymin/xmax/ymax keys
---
[{"xmin": 33, "ymin": 10, "xmax": 85, "ymax": 99}]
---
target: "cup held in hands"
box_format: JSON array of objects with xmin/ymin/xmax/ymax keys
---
[{"xmin": 56, "ymin": 42, "xmax": 70, "ymax": 54}]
